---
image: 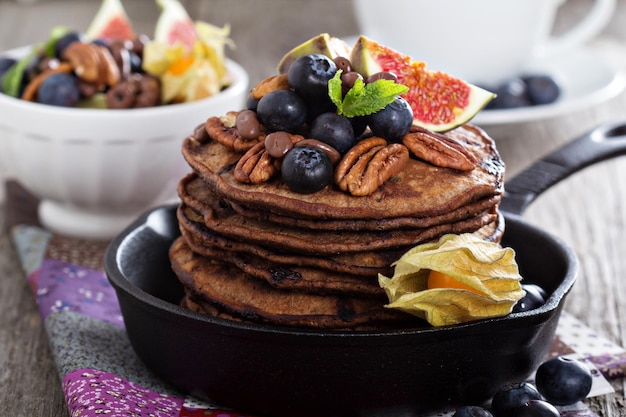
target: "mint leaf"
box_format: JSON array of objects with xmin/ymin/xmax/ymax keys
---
[
  {"xmin": 327, "ymin": 73, "xmax": 409, "ymax": 118},
  {"xmin": 343, "ymin": 79, "xmax": 408, "ymax": 117},
  {"xmin": 328, "ymin": 70, "xmax": 344, "ymax": 113}
]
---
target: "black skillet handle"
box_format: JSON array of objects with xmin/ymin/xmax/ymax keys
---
[{"xmin": 500, "ymin": 122, "xmax": 626, "ymax": 216}]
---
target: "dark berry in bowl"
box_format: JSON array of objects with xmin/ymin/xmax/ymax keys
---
[
  {"xmin": 281, "ymin": 146, "xmax": 333, "ymax": 194},
  {"xmin": 513, "ymin": 283, "xmax": 547, "ymax": 313},
  {"xmin": 309, "ymin": 112, "xmax": 355, "ymax": 155},
  {"xmin": 535, "ymin": 356, "xmax": 592, "ymax": 405},
  {"xmin": 0, "ymin": 56, "xmax": 17, "ymax": 93},
  {"xmin": 523, "ymin": 75, "xmax": 561, "ymax": 106},
  {"xmin": 54, "ymin": 31, "xmax": 83, "ymax": 59},
  {"xmin": 0, "ymin": 56, "xmax": 16, "ymax": 76},
  {"xmin": 366, "ymin": 96, "xmax": 413, "ymax": 142},
  {"xmin": 453, "ymin": 405, "xmax": 493, "ymax": 417},
  {"xmin": 37, "ymin": 72, "xmax": 80, "ymax": 107},
  {"xmin": 491, "ymin": 382, "xmax": 542, "ymax": 417},
  {"xmin": 256, "ymin": 90, "xmax": 307, "ymax": 133},
  {"xmin": 512, "ymin": 400, "xmax": 559, "ymax": 417},
  {"xmin": 491, "ymin": 78, "xmax": 532, "ymax": 109}
]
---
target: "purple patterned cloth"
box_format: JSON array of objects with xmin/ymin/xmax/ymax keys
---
[
  {"xmin": 63, "ymin": 369, "xmax": 184, "ymax": 417},
  {"xmin": 36, "ymin": 259, "xmax": 123, "ymax": 327}
]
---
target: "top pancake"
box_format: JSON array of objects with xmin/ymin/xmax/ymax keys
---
[{"xmin": 182, "ymin": 123, "xmax": 505, "ymax": 221}]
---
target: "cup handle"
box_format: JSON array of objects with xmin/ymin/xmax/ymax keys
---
[{"xmin": 541, "ymin": 0, "xmax": 615, "ymax": 55}]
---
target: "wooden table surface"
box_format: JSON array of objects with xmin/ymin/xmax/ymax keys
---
[{"xmin": 2, "ymin": 0, "xmax": 626, "ymax": 415}]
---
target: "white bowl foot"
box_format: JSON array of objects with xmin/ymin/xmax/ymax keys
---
[{"xmin": 39, "ymin": 199, "xmax": 145, "ymax": 240}]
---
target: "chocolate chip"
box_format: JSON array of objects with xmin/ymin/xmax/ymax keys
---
[
  {"xmin": 236, "ymin": 110, "xmax": 262, "ymax": 141},
  {"xmin": 264, "ymin": 131, "xmax": 293, "ymax": 158}
]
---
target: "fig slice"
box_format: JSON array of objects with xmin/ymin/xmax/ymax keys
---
[
  {"xmin": 85, "ymin": 0, "xmax": 136, "ymax": 41},
  {"xmin": 277, "ymin": 33, "xmax": 351, "ymax": 74},
  {"xmin": 350, "ymin": 35, "xmax": 495, "ymax": 132},
  {"xmin": 154, "ymin": 0, "xmax": 197, "ymax": 51}
]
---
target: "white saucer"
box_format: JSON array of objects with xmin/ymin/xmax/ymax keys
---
[{"xmin": 473, "ymin": 48, "xmax": 626, "ymax": 125}]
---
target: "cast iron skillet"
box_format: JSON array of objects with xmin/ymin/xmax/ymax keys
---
[{"xmin": 105, "ymin": 123, "xmax": 626, "ymax": 417}]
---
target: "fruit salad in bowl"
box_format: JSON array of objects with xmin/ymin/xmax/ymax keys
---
[{"xmin": 0, "ymin": 0, "xmax": 248, "ymax": 238}]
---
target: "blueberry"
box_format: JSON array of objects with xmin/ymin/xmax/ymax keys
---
[
  {"xmin": 513, "ymin": 284, "xmax": 547, "ymax": 313},
  {"xmin": 491, "ymin": 382, "xmax": 542, "ymax": 417},
  {"xmin": 281, "ymin": 146, "xmax": 333, "ymax": 194},
  {"xmin": 349, "ymin": 115, "xmax": 368, "ymax": 138},
  {"xmin": 491, "ymin": 78, "xmax": 532, "ymax": 109},
  {"xmin": 535, "ymin": 356, "xmax": 592, "ymax": 405},
  {"xmin": 22, "ymin": 54, "xmax": 43, "ymax": 83},
  {"xmin": 453, "ymin": 405, "xmax": 493, "ymax": 417},
  {"xmin": 37, "ymin": 73, "xmax": 80, "ymax": 107},
  {"xmin": 309, "ymin": 112, "xmax": 355, "ymax": 155},
  {"xmin": 126, "ymin": 51, "xmax": 143, "ymax": 73},
  {"xmin": 512, "ymin": 400, "xmax": 559, "ymax": 417},
  {"xmin": 246, "ymin": 93, "xmax": 259, "ymax": 111},
  {"xmin": 0, "ymin": 56, "xmax": 16, "ymax": 76},
  {"xmin": 256, "ymin": 90, "xmax": 307, "ymax": 133},
  {"xmin": 287, "ymin": 54, "xmax": 337, "ymax": 105},
  {"xmin": 366, "ymin": 96, "xmax": 413, "ymax": 142},
  {"xmin": 91, "ymin": 39, "xmax": 109, "ymax": 48},
  {"xmin": 54, "ymin": 31, "xmax": 83, "ymax": 59},
  {"xmin": 523, "ymin": 75, "xmax": 561, "ymax": 106},
  {"xmin": 0, "ymin": 56, "xmax": 17, "ymax": 93}
]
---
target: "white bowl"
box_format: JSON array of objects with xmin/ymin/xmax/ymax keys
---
[{"xmin": 0, "ymin": 46, "xmax": 249, "ymax": 239}]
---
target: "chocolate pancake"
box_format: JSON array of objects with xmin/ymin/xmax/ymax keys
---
[
  {"xmin": 178, "ymin": 207, "xmax": 401, "ymax": 276},
  {"xmin": 170, "ymin": 237, "xmax": 413, "ymax": 329},
  {"xmin": 180, "ymin": 293, "xmax": 420, "ymax": 331},
  {"xmin": 178, "ymin": 230, "xmax": 384, "ymax": 297},
  {"xmin": 178, "ymin": 202, "xmax": 504, "ymax": 277},
  {"xmin": 228, "ymin": 194, "xmax": 502, "ymax": 232},
  {"xmin": 178, "ymin": 175, "xmax": 499, "ymax": 255},
  {"xmin": 182, "ymin": 123, "xmax": 504, "ymax": 221}
]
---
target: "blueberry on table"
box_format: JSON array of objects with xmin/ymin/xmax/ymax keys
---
[
  {"xmin": 453, "ymin": 405, "xmax": 493, "ymax": 417},
  {"xmin": 309, "ymin": 112, "xmax": 355, "ymax": 154},
  {"xmin": 281, "ymin": 146, "xmax": 333, "ymax": 194},
  {"xmin": 366, "ymin": 96, "xmax": 413, "ymax": 142},
  {"xmin": 256, "ymin": 90, "xmax": 307, "ymax": 133},
  {"xmin": 535, "ymin": 356, "xmax": 592, "ymax": 405},
  {"xmin": 37, "ymin": 72, "xmax": 80, "ymax": 107},
  {"xmin": 491, "ymin": 382, "xmax": 542, "ymax": 417},
  {"xmin": 512, "ymin": 400, "xmax": 560, "ymax": 417}
]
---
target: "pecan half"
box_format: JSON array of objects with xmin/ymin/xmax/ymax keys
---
[
  {"xmin": 402, "ymin": 126, "xmax": 477, "ymax": 171},
  {"xmin": 94, "ymin": 44, "xmax": 121, "ymax": 87},
  {"xmin": 233, "ymin": 141, "xmax": 278, "ymax": 183},
  {"xmin": 205, "ymin": 113, "xmax": 263, "ymax": 152},
  {"xmin": 250, "ymin": 74, "xmax": 289, "ymax": 100},
  {"xmin": 335, "ymin": 137, "xmax": 409, "ymax": 196},
  {"xmin": 63, "ymin": 42, "xmax": 120, "ymax": 87}
]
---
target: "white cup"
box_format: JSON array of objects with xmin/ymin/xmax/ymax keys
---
[{"xmin": 353, "ymin": 0, "xmax": 615, "ymax": 85}]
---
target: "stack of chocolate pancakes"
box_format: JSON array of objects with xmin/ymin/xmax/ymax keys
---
[{"xmin": 170, "ymin": 117, "xmax": 506, "ymax": 330}]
